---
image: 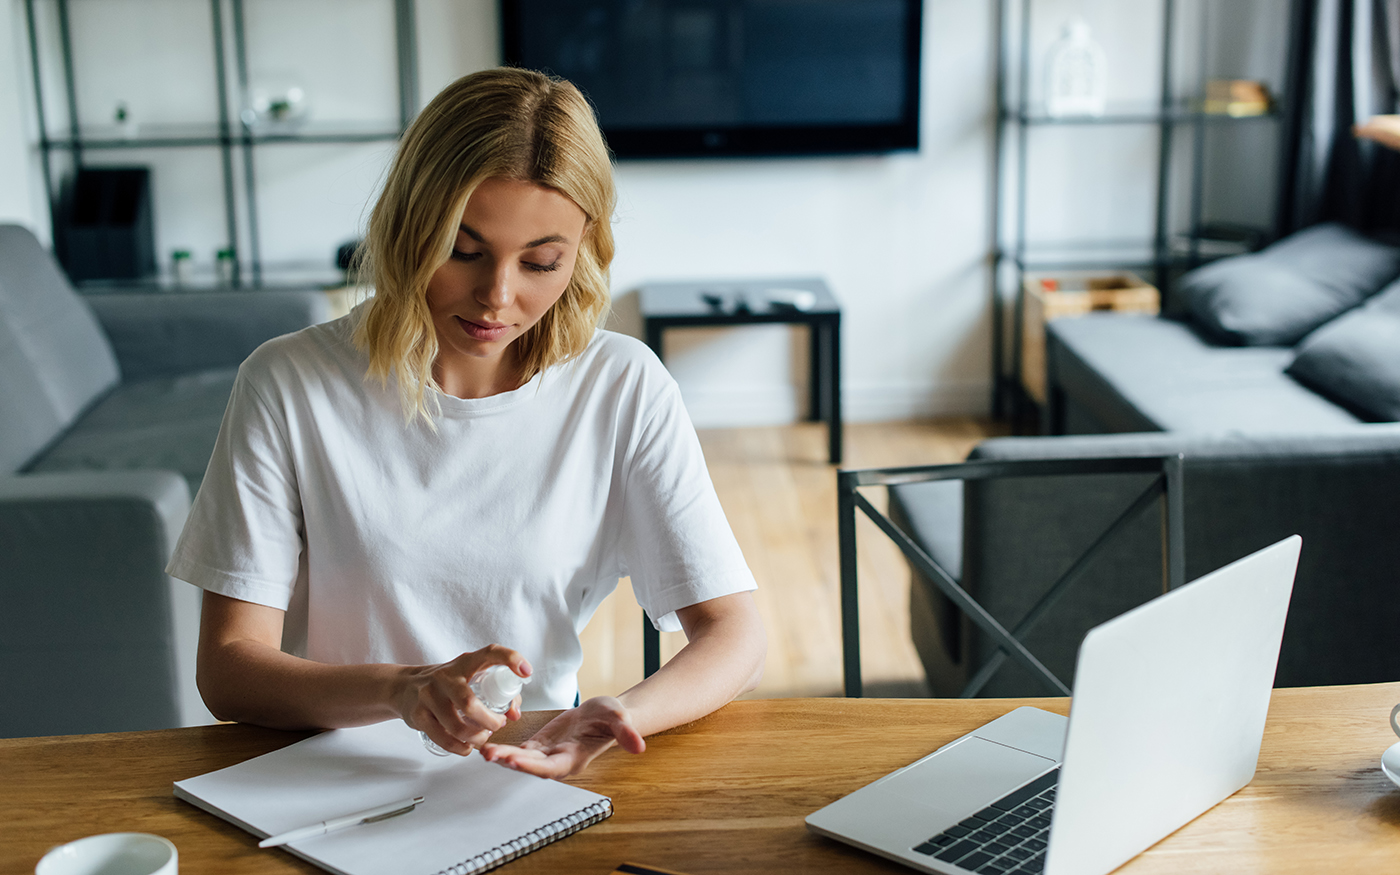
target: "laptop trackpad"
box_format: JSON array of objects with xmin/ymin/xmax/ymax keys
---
[{"xmin": 880, "ymin": 736, "xmax": 1056, "ymax": 813}]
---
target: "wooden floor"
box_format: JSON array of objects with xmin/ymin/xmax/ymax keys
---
[{"xmin": 577, "ymin": 418, "xmax": 1007, "ymax": 700}]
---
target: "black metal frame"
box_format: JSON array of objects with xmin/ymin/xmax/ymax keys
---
[
  {"xmin": 23, "ymin": 0, "xmax": 419, "ymax": 291},
  {"xmin": 836, "ymin": 454, "xmax": 1185, "ymax": 698}
]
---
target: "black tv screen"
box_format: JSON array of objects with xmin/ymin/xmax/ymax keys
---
[{"xmin": 500, "ymin": 0, "xmax": 922, "ymax": 158}]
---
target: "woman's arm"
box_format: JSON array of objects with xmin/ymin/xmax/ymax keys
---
[
  {"xmin": 481, "ymin": 590, "xmax": 766, "ymax": 777},
  {"xmin": 615, "ymin": 590, "xmax": 766, "ymax": 736},
  {"xmin": 197, "ymin": 591, "xmax": 529, "ymax": 754}
]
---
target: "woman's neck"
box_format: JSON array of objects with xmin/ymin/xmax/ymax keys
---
[{"xmin": 433, "ymin": 349, "xmax": 526, "ymax": 399}]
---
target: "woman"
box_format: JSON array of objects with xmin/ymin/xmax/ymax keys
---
[{"xmin": 168, "ymin": 68, "xmax": 766, "ymax": 779}]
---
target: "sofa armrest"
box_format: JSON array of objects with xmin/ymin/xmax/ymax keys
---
[
  {"xmin": 0, "ymin": 471, "xmax": 210, "ymax": 736},
  {"xmin": 86, "ymin": 290, "xmax": 333, "ymax": 381}
]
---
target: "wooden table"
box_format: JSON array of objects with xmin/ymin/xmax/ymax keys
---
[{"xmin": 7, "ymin": 685, "xmax": 1400, "ymax": 874}]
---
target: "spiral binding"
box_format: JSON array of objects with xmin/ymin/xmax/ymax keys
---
[{"xmin": 431, "ymin": 798, "xmax": 613, "ymax": 875}]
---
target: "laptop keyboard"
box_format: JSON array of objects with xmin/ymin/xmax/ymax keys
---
[{"xmin": 912, "ymin": 768, "xmax": 1059, "ymax": 874}]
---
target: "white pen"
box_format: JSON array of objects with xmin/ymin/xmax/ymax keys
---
[{"xmin": 258, "ymin": 796, "xmax": 426, "ymax": 848}]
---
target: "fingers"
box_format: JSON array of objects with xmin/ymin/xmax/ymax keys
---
[
  {"xmin": 436, "ymin": 695, "xmax": 505, "ymax": 749},
  {"xmin": 478, "ymin": 698, "xmax": 647, "ymax": 777},
  {"xmin": 480, "ymin": 744, "xmax": 568, "ymax": 779},
  {"xmin": 399, "ymin": 643, "xmax": 538, "ymax": 759},
  {"xmin": 419, "ymin": 718, "xmax": 473, "ymax": 757},
  {"xmin": 609, "ymin": 713, "xmax": 646, "ymax": 755},
  {"xmin": 411, "ymin": 680, "xmax": 504, "ymax": 755},
  {"xmin": 463, "ymin": 644, "xmax": 533, "ymax": 680},
  {"xmin": 583, "ymin": 697, "xmax": 645, "ymax": 754}
]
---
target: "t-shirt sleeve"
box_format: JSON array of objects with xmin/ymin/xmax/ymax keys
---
[
  {"xmin": 619, "ymin": 374, "xmax": 757, "ymax": 632},
  {"xmin": 165, "ymin": 364, "xmax": 304, "ymax": 610}
]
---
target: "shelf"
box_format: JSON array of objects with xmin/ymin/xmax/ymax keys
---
[
  {"xmin": 77, "ymin": 262, "xmax": 348, "ymax": 294},
  {"xmin": 242, "ymin": 119, "xmax": 405, "ymax": 144},
  {"xmin": 998, "ymin": 242, "xmax": 1254, "ymax": 274},
  {"xmin": 1002, "ymin": 103, "xmax": 1281, "ymax": 127},
  {"xmin": 43, "ymin": 120, "xmax": 404, "ymax": 151},
  {"xmin": 999, "ymin": 241, "xmax": 1157, "ymax": 272}
]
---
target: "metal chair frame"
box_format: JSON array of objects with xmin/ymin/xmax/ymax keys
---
[
  {"xmin": 644, "ymin": 615, "xmax": 661, "ymax": 678},
  {"xmin": 837, "ymin": 454, "xmax": 1185, "ymax": 698}
]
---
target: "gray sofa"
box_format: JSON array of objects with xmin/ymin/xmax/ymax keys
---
[
  {"xmin": 0, "ymin": 223, "xmax": 329, "ymax": 737},
  {"xmin": 893, "ymin": 223, "xmax": 1400, "ymax": 697}
]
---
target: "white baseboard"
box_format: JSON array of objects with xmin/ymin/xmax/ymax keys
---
[
  {"xmin": 844, "ymin": 379, "xmax": 992, "ymax": 422},
  {"xmin": 679, "ymin": 379, "xmax": 992, "ymax": 428}
]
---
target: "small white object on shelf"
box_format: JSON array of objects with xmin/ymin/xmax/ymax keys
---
[
  {"xmin": 242, "ymin": 77, "xmax": 309, "ymax": 134},
  {"xmin": 1045, "ymin": 19, "xmax": 1108, "ymax": 118},
  {"xmin": 171, "ymin": 250, "xmax": 193, "ymax": 289},
  {"xmin": 216, "ymin": 248, "xmax": 236, "ymax": 286},
  {"xmin": 765, "ymin": 288, "xmax": 817, "ymax": 311}
]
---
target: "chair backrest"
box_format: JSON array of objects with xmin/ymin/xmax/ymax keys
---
[{"xmin": 0, "ymin": 224, "xmax": 120, "ymax": 473}]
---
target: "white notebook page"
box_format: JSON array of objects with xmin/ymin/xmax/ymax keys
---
[{"xmin": 174, "ymin": 720, "xmax": 610, "ymax": 875}]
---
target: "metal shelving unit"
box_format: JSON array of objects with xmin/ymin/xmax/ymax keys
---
[
  {"xmin": 989, "ymin": 0, "xmax": 1294, "ymax": 422},
  {"xmin": 23, "ymin": 0, "xmax": 419, "ymax": 291}
]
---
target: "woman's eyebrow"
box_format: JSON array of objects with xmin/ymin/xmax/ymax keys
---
[{"xmin": 458, "ymin": 224, "xmax": 569, "ymax": 248}]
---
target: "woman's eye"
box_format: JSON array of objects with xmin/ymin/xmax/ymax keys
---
[
  {"xmin": 524, "ymin": 260, "xmax": 561, "ymax": 273},
  {"xmin": 450, "ymin": 249, "xmax": 481, "ymax": 263}
]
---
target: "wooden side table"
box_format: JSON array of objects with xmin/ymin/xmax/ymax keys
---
[
  {"xmin": 638, "ymin": 278, "xmax": 843, "ymax": 465},
  {"xmin": 1019, "ymin": 272, "xmax": 1159, "ymax": 404}
]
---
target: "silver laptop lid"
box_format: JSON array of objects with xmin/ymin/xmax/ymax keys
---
[{"xmin": 1045, "ymin": 535, "xmax": 1300, "ymax": 875}]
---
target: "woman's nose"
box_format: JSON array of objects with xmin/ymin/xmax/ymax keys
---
[{"xmin": 476, "ymin": 262, "xmax": 512, "ymax": 311}]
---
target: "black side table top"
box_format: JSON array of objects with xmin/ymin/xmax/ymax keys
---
[{"xmin": 638, "ymin": 277, "xmax": 840, "ymax": 323}]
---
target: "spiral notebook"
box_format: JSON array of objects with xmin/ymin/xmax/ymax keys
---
[{"xmin": 173, "ymin": 720, "xmax": 612, "ymax": 875}]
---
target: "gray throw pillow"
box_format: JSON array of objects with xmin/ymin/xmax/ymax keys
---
[
  {"xmin": 1179, "ymin": 223, "xmax": 1400, "ymax": 346},
  {"xmin": 1286, "ymin": 280, "xmax": 1400, "ymax": 421}
]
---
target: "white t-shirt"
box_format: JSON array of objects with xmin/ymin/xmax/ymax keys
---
[{"xmin": 166, "ymin": 312, "xmax": 756, "ymax": 709}]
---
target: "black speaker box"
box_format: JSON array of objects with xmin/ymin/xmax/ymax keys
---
[{"xmin": 58, "ymin": 166, "xmax": 156, "ymax": 282}]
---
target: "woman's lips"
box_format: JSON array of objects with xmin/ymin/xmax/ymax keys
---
[{"xmin": 456, "ymin": 316, "xmax": 511, "ymax": 342}]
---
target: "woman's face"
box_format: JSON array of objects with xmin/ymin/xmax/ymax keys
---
[{"xmin": 426, "ymin": 177, "xmax": 588, "ymax": 388}]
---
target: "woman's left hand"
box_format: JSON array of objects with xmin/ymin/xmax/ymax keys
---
[{"xmin": 480, "ymin": 696, "xmax": 645, "ymax": 778}]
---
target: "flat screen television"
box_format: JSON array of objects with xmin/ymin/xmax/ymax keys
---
[{"xmin": 500, "ymin": 0, "xmax": 922, "ymax": 159}]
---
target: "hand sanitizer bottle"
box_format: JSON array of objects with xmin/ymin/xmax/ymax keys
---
[{"xmin": 421, "ymin": 665, "xmax": 530, "ymax": 756}]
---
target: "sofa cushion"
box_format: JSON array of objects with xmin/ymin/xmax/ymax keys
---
[
  {"xmin": 1048, "ymin": 314, "xmax": 1364, "ymax": 433},
  {"xmin": 889, "ymin": 480, "xmax": 963, "ymax": 582},
  {"xmin": 1286, "ymin": 280, "xmax": 1400, "ymax": 421},
  {"xmin": 27, "ymin": 368, "xmax": 238, "ymax": 494},
  {"xmin": 1178, "ymin": 223, "xmax": 1400, "ymax": 346},
  {"xmin": 0, "ymin": 225, "xmax": 120, "ymax": 472}
]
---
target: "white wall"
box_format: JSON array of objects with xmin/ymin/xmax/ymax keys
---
[
  {"xmin": 2, "ymin": 0, "xmax": 1287, "ymax": 426},
  {"xmin": 0, "ymin": 0, "xmax": 42, "ymax": 234},
  {"xmin": 610, "ymin": 2, "xmax": 997, "ymax": 424}
]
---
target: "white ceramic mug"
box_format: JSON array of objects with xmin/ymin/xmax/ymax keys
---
[
  {"xmin": 35, "ymin": 833, "xmax": 177, "ymax": 875},
  {"xmin": 1391, "ymin": 703, "xmax": 1400, "ymax": 739}
]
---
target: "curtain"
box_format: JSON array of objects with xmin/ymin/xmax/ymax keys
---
[{"xmin": 1278, "ymin": 0, "xmax": 1400, "ymax": 235}]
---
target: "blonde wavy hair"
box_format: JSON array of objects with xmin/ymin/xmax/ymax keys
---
[{"xmin": 355, "ymin": 67, "xmax": 616, "ymax": 423}]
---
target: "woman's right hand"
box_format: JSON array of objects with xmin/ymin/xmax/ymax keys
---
[{"xmin": 395, "ymin": 644, "xmax": 531, "ymax": 756}]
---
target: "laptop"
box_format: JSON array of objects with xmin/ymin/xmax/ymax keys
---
[{"xmin": 807, "ymin": 535, "xmax": 1300, "ymax": 875}]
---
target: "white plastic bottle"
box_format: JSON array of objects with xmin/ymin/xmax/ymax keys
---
[
  {"xmin": 421, "ymin": 665, "xmax": 530, "ymax": 756},
  {"xmin": 1045, "ymin": 19, "xmax": 1108, "ymax": 118}
]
